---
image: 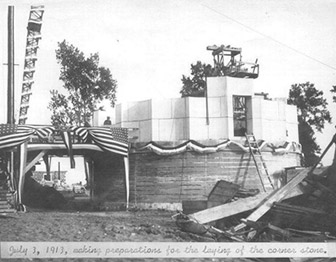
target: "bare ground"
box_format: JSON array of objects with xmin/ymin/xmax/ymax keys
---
[{"xmin": 0, "ymin": 208, "xmax": 284, "ymax": 262}]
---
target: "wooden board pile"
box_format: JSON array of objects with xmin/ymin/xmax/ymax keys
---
[{"xmin": 174, "ymin": 135, "xmax": 336, "ymax": 242}]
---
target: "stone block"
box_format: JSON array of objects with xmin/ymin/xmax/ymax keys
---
[
  {"xmin": 115, "ymin": 104, "xmax": 122, "ymax": 124},
  {"xmin": 172, "ymin": 98, "xmax": 187, "ymax": 118},
  {"xmin": 189, "ymin": 118, "xmax": 209, "ymax": 140},
  {"xmin": 262, "ymin": 120, "xmax": 286, "ymax": 141},
  {"xmin": 227, "ymin": 77, "xmax": 254, "ymax": 96},
  {"xmin": 220, "ymin": 96, "xmax": 229, "ymax": 117},
  {"xmin": 207, "ymin": 77, "xmax": 227, "ymax": 97},
  {"xmin": 157, "ymin": 118, "xmax": 187, "ymax": 141},
  {"xmin": 207, "ymin": 97, "xmax": 221, "ymax": 117},
  {"xmin": 262, "ymin": 100, "xmax": 279, "ymax": 120},
  {"xmin": 128, "ymin": 100, "xmax": 151, "ymax": 121},
  {"xmin": 188, "ymin": 97, "xmax": 206, "ymax": 118},
  {"xmin": 208, "ymin": 117, "xmax": 228, "ymax": 140},
  {"xmin": 286, "ymin": 105, "xmax": 298, "ymax": 124},
  {"xmin": 152, "ymin": 98, "xmax": 172, "ymax": 119},
  {"xmin": 139, "ymin": 120, "xmax": 152, "ymax": 142}
]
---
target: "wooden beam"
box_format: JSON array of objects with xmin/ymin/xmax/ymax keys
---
[
  {"xmin": 189, "ymin": 192, "xmax": 269, "ymax": 224},
  {"xmin": 189, "ymin": 168, "xmax": 312, "ymax": 225},
  {"xmin": 124, "ymin": 157, "xmax": 130, "ymax": 209},
  {"xmin": 233, "ymin": 168, "xmax": 310, "ymax": 232},
  {"xmin": 18, "ymin": 141, "xmax": 28, "ymax": 209},
  {"xmin": 24, "ymin": 150, "xmax": 48, "ymax": 173},
  {"xmin": 43, "ymin": 154, "xmax": 51, "ymax": 180}
]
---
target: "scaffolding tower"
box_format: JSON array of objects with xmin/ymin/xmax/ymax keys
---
[
  {"xmin": 207, "ymin": 44, "xmax": 259, "ymax": 79},
  {"xmin": 18, "ymin": 5, "xmax": 44, "ymax": 124}
]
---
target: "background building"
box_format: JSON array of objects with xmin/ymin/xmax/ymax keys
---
[{"xmin": 94, "ymin": 76, "xmax": 301, "ymax": 210}]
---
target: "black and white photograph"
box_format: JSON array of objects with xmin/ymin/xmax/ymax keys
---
[{"xmin": 0, "ymin": 0, "xmax": 336, "ymax": 261}]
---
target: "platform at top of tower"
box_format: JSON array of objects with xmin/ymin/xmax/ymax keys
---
[{"xmin": 207, "ymin": 44, "xmax": 259, "ymax": 79}]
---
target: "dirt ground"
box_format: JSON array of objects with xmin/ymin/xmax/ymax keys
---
[
  {"xmin": 0, "ymin": 208, "xmax": 297, "ymax": 262},
  {"xmin": 0, "ymin": 208, "xmax": 225, "ymax": 262},
  {"xmin": 0, "ymin": 209, "xmax": 198, "ymax": 242},
  {"xmin": 0, "ymin": 208, "xmax": 332, "ymax": 262}
]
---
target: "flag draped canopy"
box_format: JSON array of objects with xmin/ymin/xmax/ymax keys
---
[
  {"xmin": 0, "ymin": 124, "xmax": 130, "ymax": 210},
  {"xmin": 0, "ymin": 124, "xmax": 129, "ymax": 157}
]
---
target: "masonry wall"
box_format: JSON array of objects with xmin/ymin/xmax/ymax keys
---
[
  {"xmin": 115, "ymin": 76, "xmax": 298, "ymax": 143},
  {"xmin": 97, "ymin": 147, "xmax": 301, "ymax": 210}
]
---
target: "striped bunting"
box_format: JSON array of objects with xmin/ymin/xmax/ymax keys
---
[
  {"xmin": 21, "ymin": 125, "xmax": 55, "ymax": 140},
  {"xmin": 60, "ymin": 131, "xmax": 75, "ymax": 168},
  {"xmin": 138, "ymin": 140, "xmax": 301, "ymax": 156},
  {"xmin": 0, "ymin": 124, "xmax": 34, "ymax": 149},
  {"xmin": 138, "ymin": 140, "xmax": 230, "ymax": 156},
  {"xmin": 69, "ymin": 126, "xmax": 89, "ymax": 142},
  {"xmin": 88, "ymin": 127, "xmax": 128, "ymax": 157}
]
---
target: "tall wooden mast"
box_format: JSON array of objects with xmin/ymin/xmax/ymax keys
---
[
  {"xmin": 18, "ymin": 5, "xmax": 44, "ymax": 124},
  {"xmin": 7, "ymin": 6, "xmax": 15, "ymax": 124}
]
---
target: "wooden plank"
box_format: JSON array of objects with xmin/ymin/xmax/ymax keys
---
[
  {"xmin": 182, "ymin": 200, "xmax": 208, "ymax": 214},
  {"xmin": 24, "ymin": 150, "xmax": 48, "ymax": 173},
  {"xmin": 233, "ymin": 168, "xmax": 310, "ymax": 232},
  {"xmin": 18, "ymin": 141, "xmax": 28, "ymax": 208},
  {"xmin": 189, "ymin": 169, "xmax": 311, "ymax": 225},
  {"xmin": 208, "ymin": 180, "xmax": 240, "ymax": 208},
  {"xmin": 189, "ymin": 192, "xmax": 270, "ymax": 224}
]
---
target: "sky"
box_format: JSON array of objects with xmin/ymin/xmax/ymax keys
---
[{"xmin": 1, "ymin": 0, "xmax": 336, "ymax": 164}]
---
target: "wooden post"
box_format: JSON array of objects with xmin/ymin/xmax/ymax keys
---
[
  {"xmin": 26, "ymin": 150, "xmax": 48, "ymax": 174},
  {"xmin": 124, "ymin": 156, "xmax": 129, "ymax": 208},
  {"xmin": 205, "ymin": 77, "xmax": 209, "ymax": 125},
  {"xmin": 18, "ymin": 141, "xmax": 28, "ymax": 210},
  {"xmin": 7, "ymin": 6, "xmax": 15, "ymax": 125},
  {"xmin": 43, "ymin": 154, "xmax": 51, "ymax": 180},
  {"xmin": 7, "ymin": 6, "xmax": 15, "ymax": 197}
]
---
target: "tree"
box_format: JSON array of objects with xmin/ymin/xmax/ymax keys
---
[
  {"xmin": 331, "ymin": 85, "xmax": 336, "ymax": 103},
  {"xmin": 180, "ymin": 61, "xmax": 214, "ymax": 97},
  {"xmin": 287, "ymin": 82, "xmax": 332, "ymax": 166},
  {"xmin": 48, "ymin": 40, "xmax": 117, "ymax": 127}
]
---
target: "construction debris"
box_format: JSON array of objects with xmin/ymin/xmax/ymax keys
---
[{"xmin": 174, "ymin": 133, "xmax": 336, "ymax": 242}]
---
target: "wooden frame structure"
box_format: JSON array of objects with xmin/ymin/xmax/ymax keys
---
[
  {"xmin": 207, "ymin": 44, "xmax": 259, "ymax": 78},
  {"xmin": 0, "ymin": 125, "xmax": 130, "ymax": 211}
]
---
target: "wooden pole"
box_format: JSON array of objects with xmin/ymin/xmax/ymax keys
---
[
  {"xmin": 7, "ymin": 6, "xmax": 15, "ymax": 125},
  {"xmin": 309, "ymin": 134, "xmax": 336, "ymax": 174},
  {"xmin": 205, "ymin": 77, "xmax": 209, "ymax": 125},
  {"xmin": 7, "ymin": 6, "xmax": 15, "ymax": 204},
  {"xmin": 124, "ymin": 156, "xmax": 129, "ymax": 209},
  {"xmin": 18, "ymin": 141, "xmax": 28, "ymax": 211}
]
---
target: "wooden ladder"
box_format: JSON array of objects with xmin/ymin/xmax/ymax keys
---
[{"xmin": 245, "ymin": 133, "xmax": 274, "ymax": 192}]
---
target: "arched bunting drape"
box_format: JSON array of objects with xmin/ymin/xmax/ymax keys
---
[{"xmin": 0, "ymin": 124, "xmax": 129, "ymax": 210}]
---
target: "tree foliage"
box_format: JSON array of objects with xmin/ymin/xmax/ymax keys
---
[
  {"xmin": 287, "ymin": 82, "xmax": 331, "ymax": 166},
  {"xmin": 48, "ymin": 40, "xmax": 117, "ymax": 127},
  {"xmin": 331, "ymin": 85, "xmax": 336, "ymax": 103},
  {"xmin": 180, "ymin": 61, "xmax": 214, "ymax": 97}
]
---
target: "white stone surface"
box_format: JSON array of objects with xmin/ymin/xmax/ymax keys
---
[
  {"xmin": 157, "ymin": 118, "xmax": 187, "ymax": 141},
  {"xmin": 189, "ymin": 118, "xmax": 209, "ymax": 140},
  {"xmin": 128, "ymin": 100, "xmax": 151, "ymax": 121},
  {"xmin": 152, "ymin": 98, "xmax": 172, "ymax": 119},
  {"xmin": 227, "ymin": 77, "xmax": 254, "ymax": 96},
  {"xmin": 208, "ymin": 117, "xmax": 227, "ymax": 139},
  {"xmin": 171, "ymin": 98, "xmax": 187, "ymax": 118},
  {"xmin": 207, "ymin": 77, "xmax": 227, "ymax": 97},
  {"xmin": 139, "ymin": 120, "xmax": 152, "ymax": 141},
  {"xmin": 114, "ymin": 76, "xmax": 299, "ymax": 143},
  {"xmin": 188, "ymin": 97, "xmax": 206, "ymax": 118}
]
